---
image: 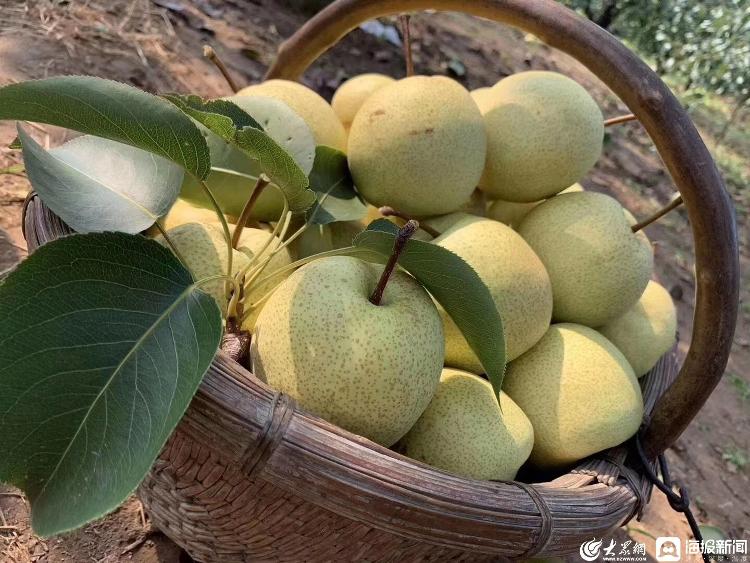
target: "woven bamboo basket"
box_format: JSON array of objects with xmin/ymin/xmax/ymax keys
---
[{"xmin": 22, "ymin": 0, "xmax": 739, "ymax": 560}]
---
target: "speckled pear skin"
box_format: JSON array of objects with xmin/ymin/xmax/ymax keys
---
[
  {"xmin": 479, "ymin": 71, "xmax": 603, "ymax": 202},
  {"xmin": 518, "ymin": 192, "xmax": 653, "ymax": 327},
  {"xmin": 599, "ymin": 280, "xmax": 677, "ymax": 377},
  {"xmin": 237, "ymin": 79, "xmax": 347, "ymax": 151},
  {"xmin": 503, "ymin": 323, "xmax": 644, "ymax": 468},
  {"xmin": 487, "ymin": 183, "xmax": 584, "ymax": 228},
  {"xmin": 250, "ymin": 256, "xmax": 445, "ymax": 447},
  {"xmin": 431, "ymin": 213, "xmax": 552, "ymax": 371},
  {"xmin": 332, "ymin": 73, "xmax": 396, "ymax": 130},
  {"xmin": 236, "ymin": 228, "xmax": 292, "ymax": 330},
  {"xmin": 348, "ymin": 75, "xmax": 487, "ymax": 217},
  {"xmin": 154, "ymin": 222, "xmax": 250, "ymax": 314},
  {"xmin": 401, "ymin": 368, "xmax": 534, "ymax": 480}
]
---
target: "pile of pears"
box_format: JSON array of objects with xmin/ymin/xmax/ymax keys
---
[{"xmin": 155, "ymin": 69, "xmax": 678, "ymax": 482}]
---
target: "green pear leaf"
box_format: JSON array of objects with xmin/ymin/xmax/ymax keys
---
[
  {"xmin": 354, "ymin": 219, "xmax": 506, "ymax": 395},
  {"xmin": 18, "ymin": 127, "xmax": 184, "ymax": 234},
  {"xmin": 162, "ymin": 94, "xmax": 262, "ymax": 141},
  {"xmin": 228, "ymin": 95, "xmax": 316, "ymax": 176},
  {"xmin": 0, "ymin": 232, "xmax": 222, "ymax": 536},
  {"xmin": 165, "ymin": 95, "xmax": 314, "ymax": 213},
  {"xmin": 233, "ymin": 126, "xmax": 315, "ymax": 212},
  {"xmin": 0, "ymin": 76, "xmax": 209, "ymax": 179},
  {"xmin": 307, "ymin": 146, "xmax": 367, "ymax": 225}
]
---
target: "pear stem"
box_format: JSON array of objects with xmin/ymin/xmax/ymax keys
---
[
  {"xmin": 199, "ymin": 178, "xmax": 233, "ymax": 300},
  {"xmin": 379, "ymin": 206, "xmax": 441, "ymax": 238},
  {"xmin": 369, "ymin": 220, "xmax": 418, "ymax": 306},
  {"xmin": 400, "ymin": 15, "xmax": 414, "ymax": 77},
  {"xmin": 631, "ymin": 195, "xmax": 684, "ymax": 233},
  {"xmin": 605, "ymin": 113, "xmax": 637, "ymax": 127},
  {"xmin": 232, "ymin": 176, "xmax": 269, "ymax": 249},
  {"xmin": 203, "ymin": 45, "xmax": 240, "ymax": 93},
  {"xmin": 237, "ymin": 195, "xmax": 289, "ymax": 277}
]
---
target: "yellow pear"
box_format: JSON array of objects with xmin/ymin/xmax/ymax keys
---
[
  {"xmin": 431, "ymin": 213, "xmax": 552, "ymax": 370},
  {"xmin": 331, "ymin": 73, "xmax": 396, "ymax": 130},
  {"xmin": 486, "ymin": 199, "xmax": 537, "ymax": 229},
  {"xmin": 154, "ymin": 222, "xmax": 249, "ymax": 313},
  {"xmin": 599, "ymin": 280, "xmax": 677, "ymax": 377},
  {"xmin": 503, "ymin": 323, "xmax": 644, "ymax": 468},
  {"xmin": 518, "ymin": 192, "xmax": 653, "ymax": 327},
  {"xmin": 487, "ymin": 183, "xmax": 584, "ymax": 228},
  {"xmin": 401, "ymin": 368, "xmax": 533, "ymax": 480},
  {"xmin": 156, "ymin": 198, "xmax": 226, "ymax": 232},
  {"xmin": 348, "ymin": 75, "xmax": 487, "ymax": 217},
  {"xmin": 480, "ymin": 71, "xmax": 603, "ymax": 202},
  {"xmin": 250, "ymin": 256, "xmax": 444, "ymax": 446},
  {"xmin": 237, "ymin": 79, "xmax": 347, "ymax": 151},
  {"xmin": 470, "ymin": 87, "xmax": 497, "ymax": 113}
]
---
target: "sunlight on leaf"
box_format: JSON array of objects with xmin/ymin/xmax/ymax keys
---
[
  {"xmin": 0, "ymin": 76, "xmax": 209, "ymax": 179},
  {"xmin": 19, "ymin": 127, "xmax": 183, "ymax": 234}
]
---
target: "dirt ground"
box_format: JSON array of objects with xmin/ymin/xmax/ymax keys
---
[{"xmin": 0, "ymin": 1, "xmax": 748, "ymax": 562}]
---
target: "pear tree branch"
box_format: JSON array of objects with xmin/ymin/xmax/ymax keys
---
[
  {"xmin": 632, "ymin": 195, "xmax": 684, "ymax": 233},
  {"xmin": 203, "ymin": 45, "xmax": 240, "ymax": 93},
  {"xmin": 400, "ymin": 15, "xmax": 414, "ymax": 77},
  {"xmin": 605, "ymin": 113, "xmax": 637, "ymax": 127}
]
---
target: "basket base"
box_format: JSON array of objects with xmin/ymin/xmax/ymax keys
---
[{"xmin": 138, "ymin": 430, "xmax": 506, "ymax": 563}]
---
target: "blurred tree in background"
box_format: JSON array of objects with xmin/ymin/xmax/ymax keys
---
[{"xmin": 564, "ymin": 0, "xmax": 749, "ymax": 142}]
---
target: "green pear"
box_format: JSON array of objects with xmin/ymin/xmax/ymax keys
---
[
  {"xmin": 518, "ymin": 192, "xmax": 653, "ymax": 327},
  {"xmin": 180, "ymin": 95, "xmax": 316, "ymax": 222},
  {"xmin": 599, "ymin": 280, "xmax": 677, "ymax": 377},
  {"xmin": 154, "ymin": 222, "xmax": 250, "ymax": 313},
  {"xmin": 480, "ymin": 71, "xmax": 603, "ymax": 202},
  {"xmin": 250, "ymin": 255, "xmax": 444, "ymax": 446},
  {"xmin": 401, "ymin": 368, "xmax": 533, "ymax": 480},
  {"xmin": 237, "ymin": 79, "xmax": 347, "ymax": 151},
  {"xmin": 430, "ymin": 213, "xmax": 552, "ymax": 370},
  {"xmin": 348, "ymin": 75, "xmax": 487, "ymax": 217},
  {"xmin": 487, "ymin": 183, "xmax": 583, "ymax": 228},
  {"xmin": 331, "ymin": 73, "xmax": 396, "ymax": 130},
  {"xmin": 503, "ymin": 323, "xmax": 644, "ymax": 468}
]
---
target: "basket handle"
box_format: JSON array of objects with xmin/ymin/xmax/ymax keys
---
[{"xmin": 265, "ymin": 0, "xmax": 739, "ymax": 459}]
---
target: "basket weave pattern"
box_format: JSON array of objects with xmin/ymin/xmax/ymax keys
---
[{"xmin": 134, "ymin": 352, "xmax": 671, "ymax": 562}]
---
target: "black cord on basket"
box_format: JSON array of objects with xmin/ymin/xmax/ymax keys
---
[{"xmin": 635, "ymin": 434, "xmax": 709, "ymax": 563}]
